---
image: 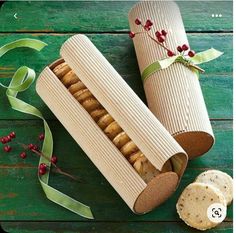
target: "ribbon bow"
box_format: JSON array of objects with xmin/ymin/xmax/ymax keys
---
[{"xmin": 141, "ymin": 48, "xmax": 223, "ymax": 82}]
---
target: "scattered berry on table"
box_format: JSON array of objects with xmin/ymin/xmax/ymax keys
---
[
  {"xmin": 20, "ymin": 152, "xmax": 27, "ymax": 159},
  {"xmin": 9, "ymin": 132, "xmax": 16, "ymax": 138},
  {"xmin": 39, "ymin": 133, "xmax": 45, "ymax": 141},
  {"xmin": 51, "ymin": 155, "xmax": 58, "ymax": 164},
  {"xmin": 4, "ymin": 145, "xmax": 12, "ymax": 152}
]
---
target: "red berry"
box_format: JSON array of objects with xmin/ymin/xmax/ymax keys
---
[
  {"xmin": 51, "ymin": 156, "xmax": 58, "ymax": 164},
  {"xmin": 6, "ymin": 136, "xmax": 11, "ymax": 142},
  {"xmin": 155, "ymin": 31, "xmax": 162, "ymax": 37},
  {"xmin": 188, "ymin": 50, "xmax": 195, "ymax": 57},
  {"xmin": 182, "ymin": 44, "xmax": 189, "ymax": 51},
  {"xmin": 32, "ymin": 145, "xmax": 38, "ymax": 151},
  {"xmin": 157, "ymin": 35, "xmax": 165, "ymax": 43},
  {"xmin": 177, "ymin": 46, "xmax": 183, "ymax": 52},
  {"xmin": 9, "ymin": 132, "xmax": 16, "ymax": 138},
  {"xmin": 167, "ymin": 50, "xmax": 174, "ymax": 57},
  {"xmin": 39, "ymin": 163, "xmax": 47, "ymax": 170},
  {"xmin": 1, "ymin": 138, "xmax": 7, "ymax": 144},
  {"xmin": 144, "ymin": 25, "xmax": 151, "ymax": 31},
  {"xmin": 145, "ymin": 19, "xmax": 153, "ymax": 27},
  {"xmin": 3, "ymin": 145, "xmax": 11, "ymax": 152},
  {"xmin": 39, "ymin": 133, "xmax": 44, "ymax": 141},
  {"xmin": 135, "ymin": 18, "xmax": 141, "ymax": 25},
  {"xmin": 129, "ymin": 32, "xmax": 135, "ymax": 38},
  {"xmin": 20, "ymin": 152, "xmax": 27, "ymax": 159},
  {"xmin": 28, "ymin": 144, "xmax": 34, "ymax": 150},
  {"xmin": 39, "ymin": 168, "xmax": 47, "ymax": 175},
  {"xmin": 161, "ymin": 29, "xmax": 167, "ymax": 36}
]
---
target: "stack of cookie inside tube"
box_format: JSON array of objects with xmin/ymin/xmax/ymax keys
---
[{"xmin": 52, "ymin": 61, "xmax": 172, "ymax": 183}]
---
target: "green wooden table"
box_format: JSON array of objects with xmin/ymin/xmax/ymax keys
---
[{"xmin": 0, "ymin": 1, "xmax": 233, "ymax": 232}]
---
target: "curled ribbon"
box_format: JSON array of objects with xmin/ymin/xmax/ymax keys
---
[
  {"xmin": 0, "ymin": 39, "xmax": 93, "ymax": 219},
  {"xmin": 141, "ymin": 48, "xmax": 223, "ymax": 82}
]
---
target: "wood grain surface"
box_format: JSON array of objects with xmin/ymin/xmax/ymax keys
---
[{"xmin": 0, "ymin": 1, "xmax": 233, "ymax": 232}]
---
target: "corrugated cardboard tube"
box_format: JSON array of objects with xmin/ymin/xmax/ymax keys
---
[
  {"xmin": 36, "ymin": 35, "xmax": 187, "ymax": 214},
  {"xmin": 129, "ymin": 1, "xmax": 215, "ymax": 159}
]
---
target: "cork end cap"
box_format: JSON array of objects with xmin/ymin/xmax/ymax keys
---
[
  {"xmin": 174, "ymin": 131, "xmax": 214, "ymax": 159},
  {"xmin": 134, "ymin": 172, "xmax": 178, "ymax": 214}
]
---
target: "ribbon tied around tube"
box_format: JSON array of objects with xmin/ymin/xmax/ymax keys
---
[{"xmin": 141, "ymin": 48, "xmax": 223, "ymax": 82}]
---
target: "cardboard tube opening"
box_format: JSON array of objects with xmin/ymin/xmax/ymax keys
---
[
  {"xmin": 174, "ymin": 131, "xmax": 214, "ymax": 159},
  {"xmin": 134, "ymin": 171, "xmax": 178, "ymax": 214},
  {"xmin": 169, "ymin": 152, "xmax": 188, "ymax": 177},
  {"xmin": 49, "ymin": 58, "xmax": 64, "ymax": 69}
]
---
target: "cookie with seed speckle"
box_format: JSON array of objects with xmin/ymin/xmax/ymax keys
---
[
  {"xmin": 195, "ymin": 170, "xmax": 233, "ymax": 205},
  {"xmin": 176, "ymin": 182, "xmax": 226, "ymax": 231}
]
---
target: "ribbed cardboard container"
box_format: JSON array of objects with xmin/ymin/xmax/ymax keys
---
[
  {"xmin": 129, "ymin": 1, "xmax": 214, "ymax": 159},
  {"xmin": 36, "ymin": 34, "xmax": 187, "ymax": 214}
]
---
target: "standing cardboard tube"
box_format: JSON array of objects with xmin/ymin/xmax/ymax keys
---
[{"xmin": 129, "ymin": 1, "xmax": 214, "ymax": 159}]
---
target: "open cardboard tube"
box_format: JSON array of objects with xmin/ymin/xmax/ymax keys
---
[{"xmin": 36, "ymin": 35, "xmax": 188, "ymax": 214}]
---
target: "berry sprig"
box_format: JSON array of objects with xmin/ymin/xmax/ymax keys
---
[
  {"xmin": 129, "ymin": 18, "xmax": 204, "ymax": 73},
  {"xmin": 1, "ymin": 132, "xmax": 78, "ymax": 181},
  {"xmin": 129, "ymin": 18, "xmax": 175, "ymax": 57},
  {"xmin": 177, "ymin": 44, "xmax": 195, "ymax": 58}
]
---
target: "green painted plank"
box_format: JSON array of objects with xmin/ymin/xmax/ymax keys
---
[
  {"xmin": 0, "ymin": 167, "xmax": 232, "ymax": 221},
  {"xmin": 1, "ymin": 222, "xmax": 233, "ymax": 233},
  {"xmin": 0, "ymin": 121, "xmax": 232, "ymax": 221},
  {"xmin": 0, "ymin": 34, "xmax": 233, "ymax": 120},
  {"xmin": 0, "ymin": 120, "xmax": 232, "ymax": 169},
  {"xmin": 0, "ymin": 1, "xmax": 233, "ymax": 32}
]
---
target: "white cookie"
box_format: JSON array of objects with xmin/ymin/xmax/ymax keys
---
[
  {"xmin": 176, "ymin": 182, "xmax": 227, "ymax": 231},
  {"xmin": 195, "ymin": 170, "xmax": 233, "ymax": 205}
]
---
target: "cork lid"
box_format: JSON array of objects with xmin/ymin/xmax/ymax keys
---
[{"xmin": 134, "ymin": 172, "xmax": 178, "ymax": 213}]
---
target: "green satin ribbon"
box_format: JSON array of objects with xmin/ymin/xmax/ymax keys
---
[
  {"xmin": 141, "ymin": 48, "xmax": 223, "ymax": 82},
  {"xmin": 0, "ymin": 39, "xmax": 93, "ymax": 219}
]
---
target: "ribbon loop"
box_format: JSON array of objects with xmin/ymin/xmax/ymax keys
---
[
  {"xmin": 0, "ymin": 39, "xmax": 93, "ymax": 219},
  {"xmin": 141, "ymin": 48, "xmax": 223, "ymax": 82}
]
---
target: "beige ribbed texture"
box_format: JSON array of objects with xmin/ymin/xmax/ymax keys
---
[
  {"xmin": 60, "ymin": 34, "xmax": 186, "ymax": 169},
  {"xmin": 37, "ymin": 67, "xmax": 147, "ymax": 210},
  {"xmin": 129, "ymin": 1, "xmax": 214, "ymax": 159},
  {"xmin": 36, "ymin": 35, "xmax": 187, "ymax": 213}
]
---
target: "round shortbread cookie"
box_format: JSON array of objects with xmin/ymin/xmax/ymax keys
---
[
  {"xmin": 68, "ymin": 81, "xmax": 86, "ymax": 94},
  {"xmin": 90, "ymin": 109, "xmax": 108, "ymax": 122},
  {"xmin": 73, "ymin": 89, "xmax": 93, "ymax": 103},
  {"xmin": 97, "ymin": 114, "xmax": 114, "ymax": 130},
  {"xmin": 120, "ymin": 141, "xmax": 139, "ymax": 157},
  {"xmin": 195, "ymin": 170, "xmax": 233, "ymax": 205},
  {"xmin": 176, "ymin": 182, "xmax": 227, "ymax": 231},
  {"xmin": 81, "ymin": 98, "xmax": 101, "ymax": 112},
  {"xmin": 104, "ymin": 121, "xmax": 123, "ymax": 140},
  {"xmin": 133, "ymin": 156, "xmax": 160, "ymax": 183},
  {"xmin": 61, "ymin": 70, "xmax": 79, "ymax": 87},
  {"xmin": 113, "ymin": 132, "xmax": 131, "ymax": 149},
  {"xmin": 128, "ymin": 151, "xmax": 143, "ymax": 164},
  {"xmin": 53, "ymin": 62, "xmax": 71, "ymax": 78}
]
